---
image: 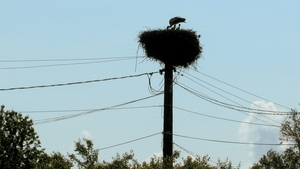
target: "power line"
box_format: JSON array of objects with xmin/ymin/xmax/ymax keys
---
[
  {"xmin": 193, "ymin": 70, "xmax": 291, "ymax": 110},
  {"xmin": 169, "ymin": 133, "xmax": 295, "ymax": 146},
  {"xmin": 174, "ymin": 106, "xmax": 280, "ymax": 128},
  {"xmin": 99, "ymin": 132, "xmax": 161, "ymax": 151},
  {"xmin": 173, "ymin": 142, "xmax": 218, "ymax": 165},
  {"xmin": 183, "ymin": 73, "xmax": 247, "ymax": 107},
  {"xmin": 174, "ymin": 81, "xmax": 281, "ymax": 127},
  {"xmin": 173, "ymin": 142, "xmax": 198, "ymax": 157},
  {"xmin": 21, "ymin": 105, "xmax": 163, "ymax": 114},
  {"xmin": 180, "ymin": 74, "xmax": 288, "ymax": 126},
  {"xmin": 183, "ymin": 73, "xmax": 283, "ymax": 113},
  {"xmin": 34, "ymin": 92, "xmax": 163, "ymax": 125},
  {"xmin": 0, "ymin": 56, "xmax": 143, "ymax": 62},
  {"xmin": 175, "ymin": 81, "xmax": 292, "ymax": 115},
  {"xmin": 0, "ymin": 57, "xmax": 141, "ymax": 70},
  {"xmin": 0, "ymin": 71, "xmax": 159, "ymax": 91}
]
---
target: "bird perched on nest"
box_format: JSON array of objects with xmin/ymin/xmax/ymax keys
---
[{"xmin": 167, "ymin": 17, "xmax": 186, "ymax": 30}]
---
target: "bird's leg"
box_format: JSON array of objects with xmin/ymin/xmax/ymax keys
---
[
  {"xmin": 171, "ymin": 24, "xmax": 176, "ymax": 30},
  {"xmin": 176, "ymin": 24, "xmax": 181, "ymax": 30},
  {"xmin": 167, "ymin": 25, "xmax": 174, "ymax": 30}
]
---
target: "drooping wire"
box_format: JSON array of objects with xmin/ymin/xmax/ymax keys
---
[
  {"xmin": 173, "ymin": 142, "xmax": 218, "ymax": 165},
  {"xmin": 147, "ymin": 72, "xmax": 164, "ymax": 95},
  {"xmin": 173, "ymin": 142, "xmax": 197, "ymax": 157},
  {"xmin": 146, "ymin": 66, "xmax": 182, "ymax": 95},
  {"xmin": 193, "ymin": 70, "xmax": 291, "ymax": 110},
  {"xmin": 174, "ymin": 106, "xmax": 280, "ymax": 128},
  {"xmin": 0, "ymin": 57, "xmax": 141, "ymax": 70},
  {"xmin": 180, "ymin": 73, "xmax": 286, "ymax": 125},
  {"xmin": 0, "ymin": 71, "xmax": 159, "ymax": 91},
  {"xmin": 175, "ymin": 81, "xmax": 292, "ymax": 115},
  {"xmin": 99, "ymin": 132, "xmax": 161, "ymax": 151},
  {"xmin": 167, "ymin": 132, "xmax": 295, "ymax": 146},
  {"xmin": 0, "ymin": 56, "xmax": 143, "ymax": 62},
  {"xmin": 154, "ymin": 66, "xmax": 182, "ymax": 95},
  {"xmin": 174, "ymin": 81, "xmax": 280, "ymax": 126},
  {"xmin": 34, "ymin": 92, "xmax": 163, "ymax": 125},
  {"xmin": 21, "ymin": 105, "xmax": 163, "ymax": 114},
  {"xmin": 183, "ymin": 72, "xmax": 286, "ymax": 114},
  {"xmin": 173, "ymin": 67, "xmax": 183, "ymax": 82}
]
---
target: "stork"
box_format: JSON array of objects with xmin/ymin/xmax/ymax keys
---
[{"xmin": 167, "ymin": 17, "xmax": 186, "ymax": 30}]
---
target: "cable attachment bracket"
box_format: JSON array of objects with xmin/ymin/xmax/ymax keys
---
[{"xmin": 159, "ymin": 66, "xmax": 176, "ymax": 75}]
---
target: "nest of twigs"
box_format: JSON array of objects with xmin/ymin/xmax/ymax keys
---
[{"xmin": 138, "ymin": 29, "xmax": 202, "ymax": 68}]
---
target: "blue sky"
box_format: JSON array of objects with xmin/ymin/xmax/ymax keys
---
[{"xmin": 1, "ymin": 1, "xmax": 299, "ymax": 168}]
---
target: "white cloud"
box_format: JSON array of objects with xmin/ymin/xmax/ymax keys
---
[
  {"xmin": 238, "ymin": 100, "xmax": 286, "ymax": 167},
  {"xmin": 143, "ymin": 151, "xmax": 163, "ymax": 163},
  {"xmin": 81, "ymin": 130, "xmax": 92, "ymax": 139}
]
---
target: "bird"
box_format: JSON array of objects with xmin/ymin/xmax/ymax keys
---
[{"xmin": 167, "ymin": 17, "xmax": 186, "ymax": 30}]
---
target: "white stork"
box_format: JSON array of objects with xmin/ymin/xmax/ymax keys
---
[{"xmin": 167, "ymin": 17, "xmax": 186, "ymax": 30}]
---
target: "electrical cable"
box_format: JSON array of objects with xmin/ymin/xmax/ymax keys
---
[
  {"xmin": 0, "ymin": 57, "xmax": 141, "ymax": 70},
  {"xmin": 183, "ymin": 73, "xmax": 284, "ymax": 113},
  {"xmin": 0, "ymin": 71, "xmax": 159, "ymax": 91},
  {"xmin": 34, "ymin": 92, "xmax": 163, "ymax": 125},
  {"xmin": 173, "ymin": 142, "xmax": 197, "ymax": 157},
  {"xmin": 193, "ymin": 70, "xmax": 291, "ymax": 110},
  {"xmin": 99, "ymin": 132, "xmax": 161, "ymax": 151},
  {"xmin": 173, "ymin": 142, "xmax": 218, "ymax": 165},
  {"xmin": 168, "ymin": 133, "xmax": 295, "ymax": 146},
  {"xmin": 21, "ymin": 105, "xmax": 163, "ymax": 114},
  {"xmin": 147, "ymin": 73, "xmax": 164, "ymax": 95},
  {"xmin": 0, "ymin": 56, "xmax": 143, "ymax": 62},
  {"xmin": 0, "ymin": 59, "xmax": 129, "ymax": 70},
  {"xmin": 174, "ymin": 106, "xmax": 280, "ymax": 128},
  {"xmin": 174, "ymin": 81, "xmax": 280, "ymax": 127},
  {"xmin": 175, "ymin": 81, "xmax": 292, "ymax": 115},
  {"xmin": 180, "ymin": 73, "xmax": 285, "ymax": 125}
]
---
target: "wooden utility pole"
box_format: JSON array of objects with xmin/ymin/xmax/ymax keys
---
[
  {"xmin": 163, "ymin": 63, "xmax": 173, "ymax": 167},
  {"xmin": 138, "ymin": 23, "xmax": 202, "ymax": 168}
]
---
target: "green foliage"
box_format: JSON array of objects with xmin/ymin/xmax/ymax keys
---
[
  {"xmin": 280, "ymin": 109, "xmax": 300, "ymax": 153},
  {"xmin": 37, "ymin": 152, "xmax": 73, "ymax": 169},
  {"xmin": 217, "ymin": 158, "xmax": 240, "ymax": 169},
  {"xmin": 65, "ymin": 138, "xmax": 240, "ymax": 169},
  {"xmin": 0, "ymin": 105, "xmax": 240, "ymax": 169},
  {"xmin": 251, "ymin": 149, "xmax": 285, "ymax": 169},
  {"xmin": 97, "ymin": 151, "xmax": 139, "ymax": 169},
  {"xmin": 49, "ymin": 152, "xmax": 73, "ymax": 169},
  {"xmin": 98, "ymin": 150, "xmax": 216, "ymax": 169},
  {"xmin": 68, "ymin": 138, "xmax": 99, "ymax": 169},
  {"xmin": 176, "ymin": 155, "xmax": 215, "ymax": 169},
  {"xmin": 251, "ymin": 109, "xmax": 300, "ymax": 168},
  {"xmin": 0, "ymin": 105, "xmax": 44, "ymax": 169}
]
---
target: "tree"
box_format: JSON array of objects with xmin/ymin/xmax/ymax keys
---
[
  {"xmin": 68, "ymin": 138, "xmax": 99, "ymax": 169},
  {"xmin": 280, "ymin": 109, "xmax": 300, "ymax": 154},
  {"xmin": 66, "ymin": 137, "xmax": 240, "ymax": 169},
  {"xmin": 37, "ymin": 152, "xmax": 73, "ymax": 169},
  {"xmin": 251, "ymin": 109, "xmax": 300, "ymax": 168},
  {"xmin": 176, "ymin": 155, "xmax": 215, "ymax": 169},
  {"xmin": 0, "ymin": 105, "xmax": 45, "ymax": 169},
  {"xmin": 49, "ymin": 152, "xmax": 73, "ymax": 169},
  {"xmin": 98, "ymin": 151, "xmax": 139, "ymax": 169},
  {"xmin": 251, "ymin": 149, "xmax": 285, "ymax": 169},
  {"xmin": 216, "ymin": 158, "xmax": 240, "ymax": 169}
]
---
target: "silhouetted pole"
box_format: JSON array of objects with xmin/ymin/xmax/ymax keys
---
[
  {"xmin": 138, "ymin": 23, "xmax": 202, "ymax": 168},
  {"xmin": 163, "ymin": 63, "xmax": 173, "ymax": 167}
]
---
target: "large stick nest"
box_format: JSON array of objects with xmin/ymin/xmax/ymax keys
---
[{"xmin": 138, "ymin": 29, "xmax": 202, "ymax": 68}]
